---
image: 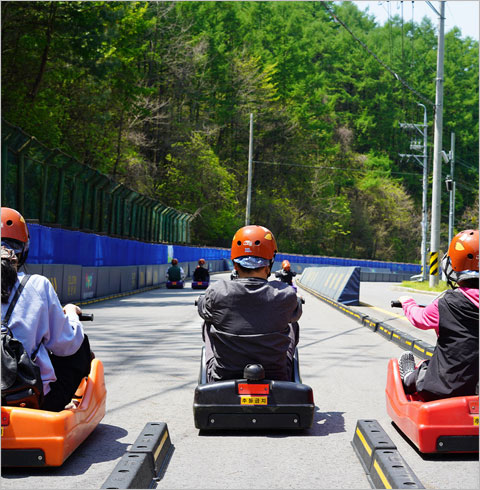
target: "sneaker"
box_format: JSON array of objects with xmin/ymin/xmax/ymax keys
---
[
  {"xmin": 398, "ymin": 351, "xmax": 416, "ymax": 381},
  {"xmin": 64, "ymin": 399, "xmax": 80, "ymax": 410}
]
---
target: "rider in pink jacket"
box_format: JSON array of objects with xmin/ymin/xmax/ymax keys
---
[{"xmin": 397, "ymin": 230, "xmax": 479, "ymax": 401}]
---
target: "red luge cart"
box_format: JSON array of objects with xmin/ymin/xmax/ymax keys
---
[{"xmin": 385, "ymin": 358, "xmax": 478, "ymax": 453}]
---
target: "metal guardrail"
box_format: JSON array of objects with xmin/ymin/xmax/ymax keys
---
[{"xmin": 1, "ymin": 120, "xmax": 193, "ymax": 243}]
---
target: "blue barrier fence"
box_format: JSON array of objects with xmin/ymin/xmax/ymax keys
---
[
  {"xmin": 26, "ymin": 223, "xmax": 421, "ymax": 274},
  {"xmin": 27, "ymin": 224, "xmax": 229, "ymax": 266},
  {"xmin": 276, "ymin": 253, "xmax": 420, "ymax": 273}
]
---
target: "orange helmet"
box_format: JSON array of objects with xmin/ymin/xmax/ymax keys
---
[
  {"xmin": 448, "ymin": 230, "xmax": 478, "ymax": 271},
  {"xmin": 171, "ymin": 258, "xmax": 178, "ymax": 265},
  {"xmin": 282, "ymin": 260, "xmax": 291, "ymax": 271},
  {"xmin": 231, "ymin": 225, "xmax": 277, "ymax": 269},
  {"xmin": 442, "ymin": 229, "xmax": 479, "ymax": 284},
  {"xmin": 198, "ymin": 258, "xmax": 205, "ymax": 266},
  {"xmin": 1, "ymin": 207, "xmax": 30, "ymax": 265},
  {"xmin": 1, "ymin": 207, "xmax": 29, "ymax": 243}
]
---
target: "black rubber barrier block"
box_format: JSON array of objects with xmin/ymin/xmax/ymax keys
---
[
  {"xmin": 351, "ymin": 420, "xmax": 397, "ymax": 474},
  {"xmin": 101, "ymin": 452, "xmax": 153, "ymax": 489},
  {"xmin": 370, "ymin": 449, "xmax": 425, "ymax": 489},
  {"xmin": 363, "ymin": 317, "xmax": 378, "ymax": 332},
  {"xmin": 412, "ymin": 339, "xmax": 435, "ymax": 360},
  {"xmin": 129, "ymin": 422, "xmax": 172, "ymax": 476},
  {"xmin": 377, "ymin": 322, "xmax": 393, "ymax": 340},
  {"xmin": 388, "ymin": 327, "xmax": 403, "ymax": 345},
  {"xmin": 391, "ymin": 330, "xmax": 417, "ymax": 350},
  {"xmin": 101, "ymin": 422, "xmax": 173, "ymax": 489}
]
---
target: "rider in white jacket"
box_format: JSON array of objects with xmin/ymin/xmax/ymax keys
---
[{"xmin": 1, "ymin": 207, "xmax": 90, "ymax": 411}]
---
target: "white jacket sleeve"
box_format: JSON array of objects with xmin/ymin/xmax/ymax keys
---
[{"xmin": 42, "ymin": 278, "xmax": 85, "ymax": 356}]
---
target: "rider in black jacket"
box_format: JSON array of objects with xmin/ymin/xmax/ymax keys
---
[
  {"xmin": 275, "ymin": 260, "xmax": 297, "ymax": 286},
  {"xmin": 193, "ymin": 258, "xmax": 210, "ymax": 282},
  {"xmin": 197, "ymin": 226, "xmax": 302, "ymax": 382}
]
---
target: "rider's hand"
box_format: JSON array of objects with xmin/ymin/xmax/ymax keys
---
[
  {"xmin": 64, "ymin": 303, "xmax": 82, "ymax": 317},
  {"xmin": 398, "ymin": 295, "xmax": 413, "ymax": 305}
]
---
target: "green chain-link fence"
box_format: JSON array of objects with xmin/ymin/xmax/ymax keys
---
[{"xmin": 1, "ymin": 120, "xmax": 193, "ymax": 243}]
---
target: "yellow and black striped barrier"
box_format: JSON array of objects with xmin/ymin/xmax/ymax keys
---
[
  {"xmin": 101, "ymin": 422, "xmax": 173, "ymax": 489},
  {"xmin": 352, "ymin": 419, "xmax": 424, "ymax": 489},
  {"xmin": 429, "ymin": 251, "xmax": 439, "ymax": 276}
]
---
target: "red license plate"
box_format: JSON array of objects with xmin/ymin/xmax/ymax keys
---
[{"xmin": 237, "ymin": 383, "xmax": 269, "ymax": 395}]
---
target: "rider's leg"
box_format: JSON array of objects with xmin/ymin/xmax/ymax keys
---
[
  {"xmin": 285, "ymin": 323, "xmax": 299, "ymax": 381},
  {"xmin": 403, "ymin": 361, "xmax": 429, "ymax": 395},
  {"xmin": 41, "ymin": 335, "xmax": 92, "ymax": 412},
  {"xmin": 203, "ymin": 324, "xmax": 216, "ymax": 383}
]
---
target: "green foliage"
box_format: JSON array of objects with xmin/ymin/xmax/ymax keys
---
[
  {"xmin": 400, "ymin": 280, "xmax": 448, "ymax": 293},
  {"xmin": 1, "ymin": 1, "xmax": 478, "ymax": 259},
  {"xmin": 158, "ymin": 132, "xmax": 240, "ymax": 245}
]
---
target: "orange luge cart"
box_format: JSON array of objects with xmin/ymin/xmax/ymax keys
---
[
  {"xmin": 385, "ymin": 358, "xmax": 479, "ymax": 453},
  {"xmin": 1, "ymin": 358, "xmax": 107, "ymax": 467}
]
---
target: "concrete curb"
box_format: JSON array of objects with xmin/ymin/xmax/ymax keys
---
[
  {"xmin": 351, "ymin": 419, "xmax": 425, "ymax": 489},
  {"xmin": 101, "ymin": 422, "xmax": 173, "ymax": 489}
]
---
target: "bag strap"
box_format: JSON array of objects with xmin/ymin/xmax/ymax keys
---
[
  {"xmin": 2, "ymin": 274, "xmax": 31, "ymax": 325},
  {"xmin": 1, "ymin": 274, "xmax": 41, "ymax": 360},
  {"xmin": 31, "ymin": 339, "xmax": 41, "ymax": 361}
]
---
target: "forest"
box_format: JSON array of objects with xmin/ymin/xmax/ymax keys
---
[{"xmin": 2, "ymin": 1, "xmax": 478, "ymax": 261}]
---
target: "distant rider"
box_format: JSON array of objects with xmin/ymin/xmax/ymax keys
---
[
  {"xmin": 197, "ymin": 225, "xmax": 302, "ymax": 382},
  {"xmin": 166, "ymin": 258, "xmax": 185, "ymax": 282},
  {"xmin": 193, "ymin": 258, "xmax": 210, "ymax": 283},
  {"xmin": 396, "ymin": 229, "xmax": 479, "ymax": 401},
  {"xmin": 275, "ymin": 259, "xmax": 297, "ymax": 286}
]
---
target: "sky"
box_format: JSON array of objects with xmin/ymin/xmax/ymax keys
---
[{"xmin": 350, "ymin": 1, "xmax": 479, "ymax": 41}]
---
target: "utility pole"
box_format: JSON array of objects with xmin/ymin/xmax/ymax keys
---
[
  {"xmin": 245, "ymin": 113, "xmax": 253, "ymax": 226},
  {"xmin": 429, "ymin": 0, "xmax": 445, "ymax": 287},
  {"xmin": 399, "ymin": 102, "xmax": 428, "ymax": 281},
  {"xmin": 446, "ymin": 132, "xmax": 455, "ymax": 244}
]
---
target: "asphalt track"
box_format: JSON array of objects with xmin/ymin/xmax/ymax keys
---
[{"xmin": 1, "ymin": 273, "xmax": 478, "ymax": 489}]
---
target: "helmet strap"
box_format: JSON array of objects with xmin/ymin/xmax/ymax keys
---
[{"xmin": 443, "ymin": 255, "xmax": 458, "ymax": 289}]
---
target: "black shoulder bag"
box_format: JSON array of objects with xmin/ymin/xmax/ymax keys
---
[{"xmin": 1, "ymin": 275, "xmax": 44, "ymax": 409}]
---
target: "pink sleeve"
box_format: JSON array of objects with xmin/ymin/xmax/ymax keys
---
[{"xmin": 402, "ymin": 297, "xmax": 440, "ymax": 337}]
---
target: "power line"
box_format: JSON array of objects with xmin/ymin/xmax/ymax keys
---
[
  {"xmin": 253, "ymin": 160, "xmax": 421, "ymax": 176},
  {"xmin": 254, "ymin": 160, "xmax": 477, "ymax": 192},
  {"xmin": 321, "ymin": 2, "xmax": 434, "ymax": 107},
  {"xmin": 455, "ymin": 158, "xmax": 479, "ymax": 171},
  {"xmin": 455, "ymin": 181, "xmax": 479, "ymax": 193}
]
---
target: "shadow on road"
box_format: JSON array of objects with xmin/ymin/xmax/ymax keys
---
[{"xmin": 309, "ymin": 408, "xmax": 346, "ymax": 436}]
